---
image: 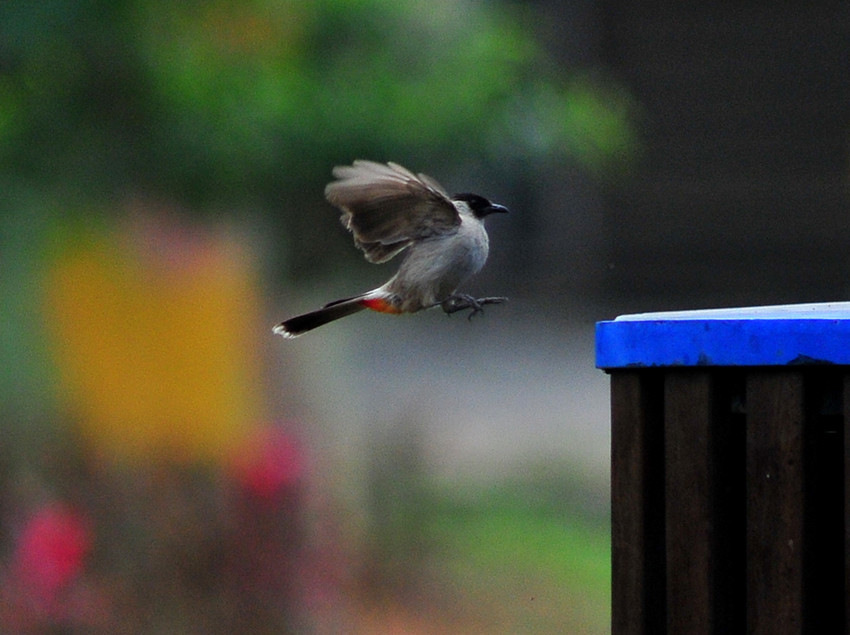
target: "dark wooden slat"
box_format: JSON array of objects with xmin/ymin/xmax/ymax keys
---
[
  {"xmin": 610, "ymin": 371, "xmax": 664, "ymax": 635},
  {"xmin": 664, "ymin": 371, "xmax": 714, "ymax": 633},
  {"xmin": 844, "ymin": 374, "xmax": 850, "ymax": 634},
  {"xmin": 610, "ymin": 372, "xmax": 648, "ymax": 635},
  {"xmin": 746, "ymin": 371, "xmax": 805, "ymax": 635},
  {"xmin": 802, "ymin": 371, "xmax": 844, "ymax": 632}
]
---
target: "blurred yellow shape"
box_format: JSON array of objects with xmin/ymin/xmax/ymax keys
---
[{"xmin": 43, "ymin": 215, "xmax": 264, "ymax": 464}]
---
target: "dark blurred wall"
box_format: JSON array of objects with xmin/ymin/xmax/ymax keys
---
[{"xmin": 599, "ymin": 4, "xmax": 850, "ymax": 308}]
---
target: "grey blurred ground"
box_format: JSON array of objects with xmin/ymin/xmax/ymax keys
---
[{"xmin": 275, "ymin": 295, "xmax": 611, "ymax": 492}]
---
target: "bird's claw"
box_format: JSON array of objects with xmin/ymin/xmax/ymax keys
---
[{"xmin": 441, "ymin": 295, "xmax": 507, "ymax": 320}]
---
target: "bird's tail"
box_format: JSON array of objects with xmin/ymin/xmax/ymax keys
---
[{"xmin": 273, "ymin": 291, "xmax": 400, "ymax": 338}]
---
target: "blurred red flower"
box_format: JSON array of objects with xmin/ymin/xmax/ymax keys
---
[
  {"xmin": 12, "ymin": 503, "xmax": 92, "ymax": 609},
  {"xmin": 229, "ymin": 426, "xmax": 305, "ymax": 500}
]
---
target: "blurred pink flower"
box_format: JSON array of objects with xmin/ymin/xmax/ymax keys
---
[
  {"xmin": 229, "ymin": 426, "xmax": 305, "ymax": 500},
  {"xmin": 12, "ymin": 503, "xmax": 92, "ymax": 609}
]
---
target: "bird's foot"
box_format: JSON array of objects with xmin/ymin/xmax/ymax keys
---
[{"xmin": 441, "ymin": 294, "xmax": 507, "ymax": 320}]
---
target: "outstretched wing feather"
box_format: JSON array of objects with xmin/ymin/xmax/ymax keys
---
[{"xmin": 325, "ymin": 161, "xmax": 459, "ymax": 262}]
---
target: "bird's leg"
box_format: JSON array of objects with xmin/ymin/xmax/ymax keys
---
[{"xmin": 441, "ymin": 294, "xmax": 507, "ymax": 320}]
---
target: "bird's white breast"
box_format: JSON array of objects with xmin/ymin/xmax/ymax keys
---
[{"xmin": 387, "ymin": 214, "xmax": 490, "ymax": 310}]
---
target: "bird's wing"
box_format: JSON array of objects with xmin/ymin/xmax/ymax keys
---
[{"xmin": 325, "ymin": 160, "xmax": 460, "ymax": 263}]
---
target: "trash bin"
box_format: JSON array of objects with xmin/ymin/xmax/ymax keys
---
[{"xmin": 596, "ymin": 303, "xmax": 850, "ymax": 634}]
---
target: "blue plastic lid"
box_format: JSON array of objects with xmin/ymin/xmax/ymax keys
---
[{"xmin": 596, "ymin": 302, "xmax": 850, "ymax": 368}]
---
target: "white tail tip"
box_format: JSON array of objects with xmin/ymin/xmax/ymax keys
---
[{"xmin": 272, "ymin": 324, "xmax": 299, "ymax": 339}]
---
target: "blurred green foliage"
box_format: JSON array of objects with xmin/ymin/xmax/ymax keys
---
[
  {"xmin": 368, "ymin": 465, "xmax": 611, "ymax": 633},
  {"xmin": 363, "ymin": 425, "xmax": 610, "ymax": 632},
  {"xmin": 0, "ymin": 0, "xmax": 635, "ymax": 208},
  {"xmin": 434, "ymin": 493, "xmax": 610, "ymax": 633}
]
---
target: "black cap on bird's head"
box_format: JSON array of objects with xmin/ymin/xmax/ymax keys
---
[{"xmin": 452, "ymin": 193, "xmax": 509, "ymax": 219}]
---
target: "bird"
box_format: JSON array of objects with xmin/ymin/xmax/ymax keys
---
[{"xmin": 273, "ymin": 160, "xmax": 508, "ymax": 338}]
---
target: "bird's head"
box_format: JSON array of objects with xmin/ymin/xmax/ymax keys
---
[{"xmin": 452, "ymin": 193, "xmax": 509, "ymax": 219}]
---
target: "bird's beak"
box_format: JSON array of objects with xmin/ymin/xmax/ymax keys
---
[{"xmin": 486, "ymin": 203, "xmax": 509, "ymax": 216}]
